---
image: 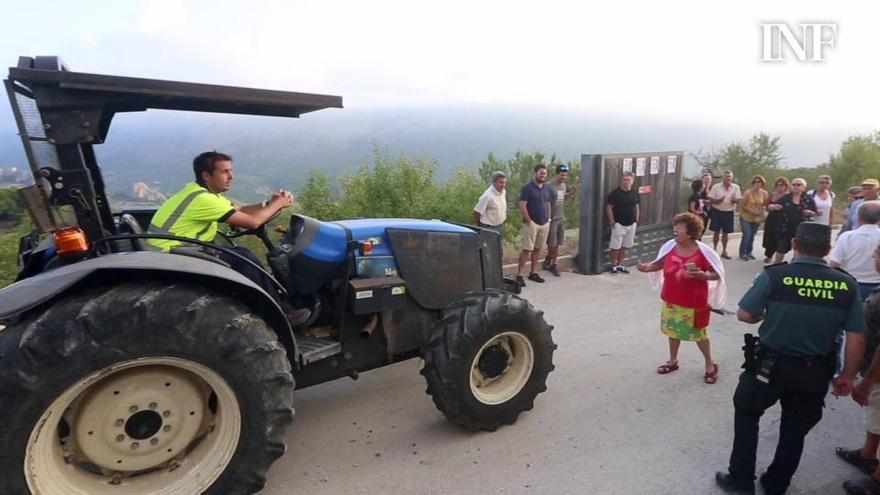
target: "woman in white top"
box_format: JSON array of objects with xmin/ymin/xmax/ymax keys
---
[{"xmin": 808, "ymin": 175, "xmax": 835, "ymax": 226}]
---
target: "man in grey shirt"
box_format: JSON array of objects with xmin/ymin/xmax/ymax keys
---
[{"xmin": 543, "ymin": 164, "xmax": 578, "ymax": 277}]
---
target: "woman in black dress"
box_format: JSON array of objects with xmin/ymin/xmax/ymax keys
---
[
  {"xmin": 688, "ymin": 179, "xmax": 710, "ymax": 237},
  {"xmin": 770, "ymin": 177, "xmax": 817, "ymax": 263},
  {"xmin": 762, "ymin": 177, "xmax": 789, "ymax": 263}
]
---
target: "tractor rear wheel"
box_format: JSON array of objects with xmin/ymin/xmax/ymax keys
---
[
  {"xmin": 421, "ymin": 290, "xmax": 556, "ymax": 431},
  {"xmin": 0, "ymin": 281, "xmax": 295, "ymax": 495}
]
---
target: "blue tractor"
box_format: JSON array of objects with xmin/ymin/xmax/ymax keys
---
[{"xmin": 0, "ymin": 56, "xmax": 556, "ymax": 495}]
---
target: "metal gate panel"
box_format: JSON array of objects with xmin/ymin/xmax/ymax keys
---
[{"xmin": 578, "ymin": 151, "xmax": 684, "ymax": 274}]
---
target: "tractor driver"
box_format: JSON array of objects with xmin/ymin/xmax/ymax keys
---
[{"xmin": 148, "ymin": 151, "xmax": 309, "ymax": 324}]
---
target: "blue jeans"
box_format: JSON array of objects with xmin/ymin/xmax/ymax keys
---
[{"xmin": 739, "ymin": 219, "xmax": 761, "ymax": 257}]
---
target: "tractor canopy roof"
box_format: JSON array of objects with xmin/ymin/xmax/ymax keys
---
[{"xmin": 7, "ymin": 56, "xmax": 343, "ymax": 146}]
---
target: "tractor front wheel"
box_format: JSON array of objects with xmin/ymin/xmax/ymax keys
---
[
  {"xmin": 0, "ymin": 281, "xmax": 295, "ymax": 495},
  {"xmin": 421, "ymin": 290, "xmax": 556, "ymax": 431}
]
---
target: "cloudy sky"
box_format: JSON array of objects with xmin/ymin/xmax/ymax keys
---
[{"xmin": 1, "ymin": 1, "xmax": 877, "ymax": 143}]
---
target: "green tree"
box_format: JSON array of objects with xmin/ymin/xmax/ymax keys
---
[
  {"xmin": 0, "ymin": 188, "xmax": 22, "ymax": 222},
  {"xmin": 297, "ymin": 171, "xmax": 341, "ymax": 220},
  {"xmin": 297, "ymin": 148, "xmax": 482, "ymax": 223},
  {"xmin": 827, "ymin": 132, "xmax": 880, "ymax": 194},
  {"xmin": 692, "ymin": 132, "xmax": 783, "ymax": 183},
  {"xmin": 0, "ymin": 217, "xmax": 31, "ymax": 287}
]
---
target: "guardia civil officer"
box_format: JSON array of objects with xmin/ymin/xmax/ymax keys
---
[{"xmin": 715, "ymin": 222, "xmax": 867, "ymax": 495}]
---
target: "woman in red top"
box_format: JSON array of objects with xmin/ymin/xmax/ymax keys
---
[{"xmin": 638, "ymin": 213, "xmax": 721, "ymax": 383}]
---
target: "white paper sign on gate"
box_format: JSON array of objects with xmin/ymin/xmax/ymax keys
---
[
  {"xmin": 667, "ymin": 155, "xmax": 677, "ymax": 173},
  {"xmin": 622, "ymin": 157, "xmax": 633, "ymax": 173},
  {"xmin": 649, "ymin": 156, "xmax": 660, "ymax": 175},
  {"xmin": 635, "ymin": 157, "xmax": 646, "ymax": 176}
]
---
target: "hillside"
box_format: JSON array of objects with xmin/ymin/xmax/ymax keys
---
[{"xmin": 0, "ymin": 105, "xmax": 860, "ymax": 203}]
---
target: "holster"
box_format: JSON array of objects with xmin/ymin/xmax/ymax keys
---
[{"xmin": 742, "ymin": 333, "xmax": 760, "ymax": 373}]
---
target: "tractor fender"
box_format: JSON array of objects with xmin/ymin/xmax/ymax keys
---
[{"xmin": 0, "ymin": 251, "xmax": 300, "ymax": 366}]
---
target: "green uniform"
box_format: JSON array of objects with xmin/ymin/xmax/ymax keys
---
[
  {"xmin": 148, "ymin": 182, "xmax": 236, "ymax": 252},
  {"xmin": 738, "ymin": 257, "xmax": 866, "ymax": 356},
  {"xmin": 726, "ymin": 257, "xmax": 866, "ymax": 493}
]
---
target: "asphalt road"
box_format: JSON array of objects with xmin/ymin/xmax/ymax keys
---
[{"xmin": 263, "ymin": 235, "xmax": 869, "ymax": 495}]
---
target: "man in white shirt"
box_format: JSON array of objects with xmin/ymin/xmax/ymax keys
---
[
  {"xmin": 707, "ymin": 170, "xmax": 742, "ymax": 260},
  {"xmin": 831, "ymin": 200, "xmax": 880, "ymax": 300},
  {"xmin": 473, "ymin": 171, "xmax": 508, "ymax": 234}
]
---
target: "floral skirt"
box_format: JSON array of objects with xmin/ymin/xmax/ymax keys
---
[{"xmin": 660, "ymin": 302, "xmax": 709, "ymax": 342}]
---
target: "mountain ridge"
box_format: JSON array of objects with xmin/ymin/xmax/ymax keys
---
[{"xmin": 0, "ymin": 105, "xmax": 861, "ymax": 203}]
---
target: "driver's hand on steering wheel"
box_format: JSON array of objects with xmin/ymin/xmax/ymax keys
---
[
  {"xmin": 269, "ymin": 189, "xmax": 288, "ymax": 199},
  {"xmin": 271, "ymin": 191, "xmax": 295, "ymax": 209}
]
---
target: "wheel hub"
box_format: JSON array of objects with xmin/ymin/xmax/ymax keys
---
[
  {"xmin": 469, "ymin": 332, "xmax": 536, "ymax": 405},
  {"xmin": 125, "ymin": 410, "xmax": 163, "ymax": 440},
  {"xmin": 69, "ymin": 366, "xmax": 208, "ymax": 472},
  {"xmin": 477, "ymin": 344, "xmax": 510, "ymax": 378}
]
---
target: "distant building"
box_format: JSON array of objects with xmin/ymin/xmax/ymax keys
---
[{"xmin": 131, "ymin": 182, "xmax": 167, "ymax": 203}]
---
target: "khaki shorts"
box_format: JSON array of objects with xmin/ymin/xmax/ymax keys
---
[
  {"xmin": 521, "ymin": 220, "xmax": 550, "ymax": 251},
  {"xmin": 867, "ymin": 384, "xmax": 880, "ymax": 434},
  {"xmin": 609, "ymin": 222, "xmax": 637, "ymax": 250}
]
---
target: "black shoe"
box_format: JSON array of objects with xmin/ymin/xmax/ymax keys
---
[
  {"xmin": 758, "ymin": 473, "xmax": 787, "ymax": 495},
  {"xmin": 843, "ymin": 477, "xmax": 880, "ymax": 495},
  {"xmin": 617, "ymin": 265, "xmax": 630, "ymax": 274},
  {"xmin": 715, "ymin": 471, "xmax": 755, "ymax": 494},
  {"xmin": 837, "ymin": 447, "xmax": 880, "ymax": 475},
  {"xmin": 284, "ymin": 307, "xmax": 311, "ymax": 328},
  {"xmin": 516, "ymin": 275, "xmax": 526, "ymax": 287},
  {"xmin": 739, "ymin": 255, "xmax": 750, "ymax": 261},
  {"xmin": 542, "ymin": 259, "xmax": 551, "ymax": 270},
  {"xmin": 747, "ymin": 254, "xmax": 756, "ymax": 260},
  {"xmin": 528, "ymin": 273, "xmax": 545, "ymax": 283},
  {"xmin": 550, "ymin": 264, "xmax": 561, "ymax": 277}
]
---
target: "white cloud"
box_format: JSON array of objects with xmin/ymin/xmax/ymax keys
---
[
  {"xmin": 3, "ymin": 0, "xmax": 877, "ymax": 132},
  {"xmin": 138, "ymin": 0, "xmax": 187, "ymax": 33}
]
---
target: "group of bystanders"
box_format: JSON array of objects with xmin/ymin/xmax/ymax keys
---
[
  {"xmin": 638, "ymin": 172, "xmax": 880, "ymax": 495},
  {"xmin": 472, "ymin": 164, "xmax": 579, "ymax": 286}
]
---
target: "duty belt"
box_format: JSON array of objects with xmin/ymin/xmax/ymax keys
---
[{"xmin": 756, "ymin": 347, "xmax": 831, "ymax": 369}]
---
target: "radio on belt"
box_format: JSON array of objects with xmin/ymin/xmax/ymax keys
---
[{"xmin": 348, "ymin": 275, "xmax": 407, "ymax": 314}]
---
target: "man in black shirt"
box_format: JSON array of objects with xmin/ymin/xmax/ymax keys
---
[{"xmin": 606, "ymin": 172, "xmax": 640, "ymax": 273}]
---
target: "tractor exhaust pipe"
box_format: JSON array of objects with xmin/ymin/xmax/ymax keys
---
[{"xmin": 360, "ymin": 314, "xmax": 379, "ymax": 339}]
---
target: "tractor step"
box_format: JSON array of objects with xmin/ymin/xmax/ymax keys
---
[{"xmin": 297, "ymin": 336, "xmax": 342, "ymax": 365}]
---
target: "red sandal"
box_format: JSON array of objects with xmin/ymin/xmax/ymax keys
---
[
  {"xmin": 704, "ymin": 363, "xmax": 719, "ymax": 384},
  {"xmin": 657, "ymin": 361, "xmax": 679, "ymax": 374}
]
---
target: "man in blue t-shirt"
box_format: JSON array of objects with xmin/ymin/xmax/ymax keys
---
[{"xmin": 516, "ymin": 164, "xmax": 553, "ymax": 286}]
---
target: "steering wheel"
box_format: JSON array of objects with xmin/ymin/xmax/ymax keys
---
[
  {"xmin": 224, "ymin": 209, "xmax": 282, "ymax": 238},
  {"xmin": 117, "ymin": 213, "xmax": 146, "ymax": 250}
]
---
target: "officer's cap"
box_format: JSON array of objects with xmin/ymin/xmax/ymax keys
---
[{"xmin": 794, "ymin": 222, "xmax": 831, "ymax": 245}]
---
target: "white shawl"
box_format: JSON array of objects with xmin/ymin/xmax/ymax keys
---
[{"xmin": 647, "ymin": 239, "xmax": 727, "ymax": 309}]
